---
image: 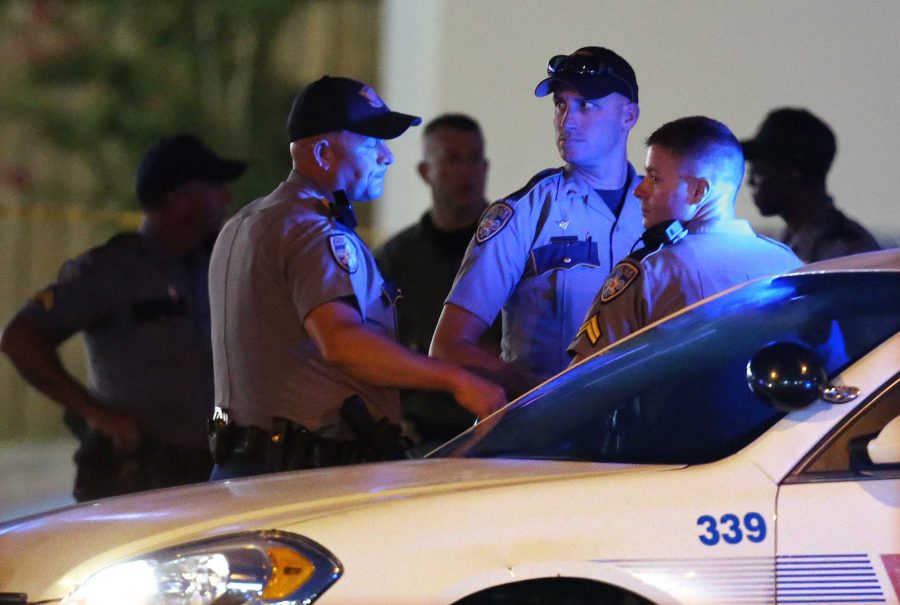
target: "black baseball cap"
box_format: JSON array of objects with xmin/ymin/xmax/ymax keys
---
[
  {"xmin": 534, "ymin": 46, "xmax": 638, "ymax": 102},
  {"xmin": 741, "ymin": 108, "xmax": 836, "ymax": 177},
  {"xmin": 136, "ymin": 134, "xmax": 247, "ymax": 209},
  {"xmin": 287, "ymin": 75, "xmax": 422, "ymax": 141}
]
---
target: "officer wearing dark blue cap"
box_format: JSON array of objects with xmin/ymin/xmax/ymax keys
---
[
  {"xmin": 208, "ymin": 76, "xmax": 505, "ymax": 479},
  {"xmin": 742, "ymin": 107, "xmax": 880, "ymax": 262},
  {"xmin": 1, "ymin": 134, "xmax": 246, "ymax": 501},
  {"xmin": 432, "ymin": 47, "xmax": 646, "ymax": 397}
]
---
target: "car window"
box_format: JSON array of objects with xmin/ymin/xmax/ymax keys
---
[
  {"xmin": 433, "ymin": 272, "xmax": 900, "ymax": 465},
  {"xmin": 791, "ymin": 373, "xmax": 900, "ymax": 479}
]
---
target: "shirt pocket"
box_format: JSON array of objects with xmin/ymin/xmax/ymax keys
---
[
  {"xmin": 132, "ymin": 297, "xmax": 188, "ymax": 322},
  {"xmin": 528, "ymin": 236, "xmax": 601, "ymax": 276}
]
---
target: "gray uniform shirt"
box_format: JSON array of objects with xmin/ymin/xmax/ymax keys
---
[
  {"xmin": 20, "ymin": 232, "xmax": 215, "ymax": 449},
  {"xmin": 569, "ymin": 219, "xmax": 803, "ymax": 357},
  {"xmin": 446, "ymin": 165, "xmax": 644, "ymax": 382},
  {"xmin": 782, "ymin": 198, "xmax": 880, "ymax": 263},
  {"xmin": 209, "ymin": 173, "xmax": 400, "ymax": 434}
]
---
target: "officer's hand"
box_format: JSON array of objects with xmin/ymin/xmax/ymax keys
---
[
  {"xmin": 84, "ymin": 406, "xmax": 141, "ymax": 453},
  {"xmin": 452, "ymin": 371, "xmax": 507, "ymax": 419}
]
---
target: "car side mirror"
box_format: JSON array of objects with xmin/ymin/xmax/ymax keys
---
[
  {"xmin": 746, "ymin": 341, "xmax": 861, "ymax": 412},
  {"xmin": 746, "ymin": 342, "xmax": 827, "ymax": 411}
]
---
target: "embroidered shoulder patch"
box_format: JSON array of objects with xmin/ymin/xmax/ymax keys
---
[
  {"xmin": 31, "ymin": 287, "xmax": 55, "ymax": 312},
  {"xmin": 600, "ymin": 261, "xmax": 640, "ymax": 304},
  {"xmin": 58, "ymin": 260, "xmax": 82, "ymax": 284},
  {"xmin": 576, "ymin": 313, "xmax": 602, "ymax": 346},
  {"xmin": 328, "ymin": 234, "xmax": 359, "ymax": 273},
  {"xmin": 475, "ymin": 202, "xmax": 514, "ymax": 244}
]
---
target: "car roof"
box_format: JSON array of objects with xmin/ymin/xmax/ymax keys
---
[{"xmin": 787, "ymin": 248, "xmax": 900, "ymax": 274}]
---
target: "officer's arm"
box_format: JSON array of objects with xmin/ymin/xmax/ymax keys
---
[
  {"xmin": 304, "ymin": 300, "xmax": 507, "ymax": 418},
  {"xmin": 0, "ymin": 313, "xmax": 139, "ymax": 451},
  {"xmin": 431, "ymin": 303, "xmax": 535, "ymax": 399}
]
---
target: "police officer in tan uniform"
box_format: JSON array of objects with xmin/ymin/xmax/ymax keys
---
[
  {"xmin": 208, "ymin": 76, "xmax": 505, "ymax": 479},
  {"xmin": 432, "ymin": 47, "xmax": 645, "ymax": 397},
  {"xmin": 569, "ymin": 117, "xmax": 802, "ymax": 361}
]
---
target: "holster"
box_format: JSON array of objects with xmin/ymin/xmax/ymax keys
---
[
  {"xmin": 339, "ymin": 395, "xmax": 409, "ymax": 461},
  {"xmin": 207, "ymin": 407, "xmax": 232, "ymax": 465},
  {"xmin": 210, "ymin": 399, "xmax": 409, "ymax": 473}
]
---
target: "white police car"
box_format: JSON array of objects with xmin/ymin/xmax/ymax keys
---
[{"xmin": 1, "ymin": 250, "xmax": 898, "ymax": 605}]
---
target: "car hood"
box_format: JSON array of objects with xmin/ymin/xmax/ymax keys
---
[{"xmin": 0, "ymin": 458, "xmax": 677, "ymax": 597}]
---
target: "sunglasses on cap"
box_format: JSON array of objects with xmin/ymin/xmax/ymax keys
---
[
  {"xmin": 547, "ymin": 54, "xmax": 620, "ymax": 76},
  {"xmin": 545, "ymin": 54, "xmax": 636, "ymax": 101}
]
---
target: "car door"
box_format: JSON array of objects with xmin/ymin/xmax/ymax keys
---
[{"xmin": 776, "ymin": 373, "xmax": 900, "ymax": 604}]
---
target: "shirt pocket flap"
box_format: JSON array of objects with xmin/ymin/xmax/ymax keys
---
[{"xmin": 529, "ymin": 237, "xmax": 600, "ymax": 275}]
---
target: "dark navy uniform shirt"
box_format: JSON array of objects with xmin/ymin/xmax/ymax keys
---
[
  {"xmin": 782, "ymin": 199, "xmax": 880, "ymax": 263},
  {"xmin": 20, "ymin": 232, "xmax": 215, "ymax": 449}
]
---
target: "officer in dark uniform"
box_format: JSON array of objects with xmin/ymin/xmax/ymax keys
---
[
  {"xmin": 375, "ymin": 113, "xmax": 500, "ymax": 451},
  {"xmin": 431, "ymin": 47, "xmax": 645, "ymax": 398},
  {"xmin": 742, "ymin": 107, "xmax": 880, "ymax": 262},
  {"xmin": 569, "ymin": 117, "xmax": 802, "ymax": 361},
  {"xmin": 208, "ymin": 76, "xmax": 505, "ymax": 480},
  {"xmin": 0, "ymin": 135, "xmax": 246, "ymax": 501}
]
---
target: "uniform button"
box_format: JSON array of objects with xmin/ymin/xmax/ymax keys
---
[{"xmin": 563, "ymin": 257, "xmax": 572, "ymax": 263}]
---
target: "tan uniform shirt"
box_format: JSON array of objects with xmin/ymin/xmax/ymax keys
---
[
  {"xmin": 569, "ymin": 219, "xmax": 803, "ymax": 358},
  {"xmin": 209, "ymin": 173, "xmax": 400, "ymax": 435}
]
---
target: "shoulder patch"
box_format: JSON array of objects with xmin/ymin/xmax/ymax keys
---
[
  {"xmin": 57, "ymin": 260, "xmax": 82, "ymax": 284},
  {"xmin": 600, "ymin": 261, "xmax": 640, "ymax": 304},
  {"xmin": 475, "ymin": 202, "xmax": 514, "ymax": 244},
  {"xmin": 31, "ymin": 287, "xmax": 55, "ymax": 312},
  {"xmin": 576, "ymin": 313, "xmax": 603, "ymax": 346},
  {"xmin": 328, "ymin": 233, "xmax": 359, "ymax": 273},
  {"xmin": 504, "ymin": 167, "xmax": 564, "ymax": 202},
  {"xmin": 756, "ymin": 233, "xmax": 795, "ymax": 254}
]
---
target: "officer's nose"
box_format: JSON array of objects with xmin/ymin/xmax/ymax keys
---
[
  {"xmin": 560, "ymin": 106, "xmax": 577, "ymax": 131},
  {"xmin": 747, "ymin": 165, "xmax": 761, "ymax": 189},
  {"xmin": 634, "ymin": 178, "xmax": 649, "ymax": 200},
  {"xmin": 378, "ymin": 140, "xmax": 394, "ymax": 165}
]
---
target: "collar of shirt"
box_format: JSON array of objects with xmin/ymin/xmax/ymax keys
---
[
  {"xmin": 687, "ymin": 218, "xmax": 756, "ymax": 237},
  {"xmin": 285, "ymin": 170, "xmax": 331, "ymax": 203},
  {"xmin": 561, "ymin": 163, "xmax": 638, "ymax": 219}
]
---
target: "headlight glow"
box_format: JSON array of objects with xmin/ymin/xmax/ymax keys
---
[{"xmin": 61, "ymin": 531, "xmax": 341, "ymax": 605}]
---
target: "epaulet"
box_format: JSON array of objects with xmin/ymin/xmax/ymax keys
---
[
  {"xmin": 102, "ymin": 231, "xmax": 142, "ymax": 250},
  {"xmin": 626, "ymin": 220, "xmax": 688, "ymax": 263},
  {"xmin": 54, "ymin": 232, "xmax": 136, "ymax": 285},
  {"xmin": 503, "ymin": 167, "xmax": 564, "ymax": 203},
  {"xmin": 628, "ymin": 241, "xmax": 666, "ymax": 263},
  {"xmin": 756, "ymin": 233, "xmax": 794, "ymax": 254}
]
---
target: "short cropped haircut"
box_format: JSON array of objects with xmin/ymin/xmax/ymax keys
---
[
  {"xmin": 646, "ymin": 116, "xmax": 742, "ymax": 162},
  {"xmin": 424, "ymin": 113, "xmax": 483, "ymax": 137},
  {"xmin": 647, "ymin": 116, "xmax": 745, "ymax": 186}
]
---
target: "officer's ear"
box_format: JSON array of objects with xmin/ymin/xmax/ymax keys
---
[
  {"xmin": 622, "ymin": 101, "xmax": 640, "ymax": 131},
  {"xmin": 417, "ymin": 160, "xmax": 431, "ymax": 185},
  {"xmin": 312, "ymin": 137, "xmax": 334, "ymax": 171},
  {"xmin": 689, "ymin": 177, "xmax": 710, "ymax": 205}
]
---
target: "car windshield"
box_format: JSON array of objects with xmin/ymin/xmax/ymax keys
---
[{"xmin": 432, "ymin": 272, "xmax": 900, "ymax": 464}]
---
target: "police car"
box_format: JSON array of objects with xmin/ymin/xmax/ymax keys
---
[{"xmin": 1, "ymin": 250, "xmax": 898, "ymax": 605}]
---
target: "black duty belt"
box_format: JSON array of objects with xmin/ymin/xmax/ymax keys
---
[{"xmin": 210, "ymin": 397, "xmax": 410, "ymax": 472}]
